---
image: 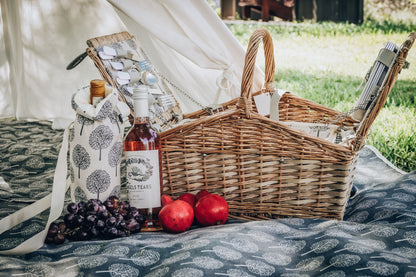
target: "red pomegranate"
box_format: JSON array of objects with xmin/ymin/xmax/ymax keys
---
[
  {"xmin": 195, "ymin": 194, "xmax": 228, "ymax": 226},
  {"xmin": 195, "ymin": 190, "xmax": 210, "ymax": 201},
  {"xmin": 161, "ymin": 195, "xmax": 174, "ymax": 207},
  {"xmin": 178, "ymin": 193, "xmax": 197, "ymax": 208},
  {"xmin": 158, "ymin": 200, "xmax": 194, "ymax": 233}
]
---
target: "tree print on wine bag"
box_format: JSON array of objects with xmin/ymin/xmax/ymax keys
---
[
  {"xmin": 76, "ymin": 115, "xmax": 94, "ymax": 136},
  {"xmin": 86, "ymin": 170, "xmax": 111, "ymax": 200},
  {"xmin": 94, "ymin": 101, "xmax": 113, "ymax": 121},
  {"xmin": 108, "ymin": 141, "xmax": 122, "ymax": 176},
  {"xmin": 89, "ymin": 125, "xmax": 113, "ymax": 161},
  {"xmin": 72, "ymin": 144, "xmax": 90, "ymax": 178}
]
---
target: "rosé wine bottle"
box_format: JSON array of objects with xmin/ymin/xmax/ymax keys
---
[{"xmin": 124, "ymin": 85, "xmax": 162, "ymax": 231}]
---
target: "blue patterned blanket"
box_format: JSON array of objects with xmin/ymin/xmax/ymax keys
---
[{"xmin": 0, "ymin": 119, "xmax": 415, "ymax": 277}]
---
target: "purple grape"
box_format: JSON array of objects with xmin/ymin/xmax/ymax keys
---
[
  {"xmin": 65, "ymin": 229, "xmax": 77, "ymax": 240},
  {"xmin": 106, "ymin": 217, "xmax": 117, "ymax": 228},
  {"xmin": 128, "ymin": 207, "xmax": 139, "ymax": 219},
  {"xmin": 117, "ymin": 229, "xmax": 127, "ymax": 238},
  {"xmin": 97, "ymin": 211, "xmax": 111, "ymax": 221},
  {"xmin": 107, "ymin": 195, "xmax": 119, "ymax": 202},
  {"xmin": 64, "ymin": 213, "xmax": 74, "ymax": 224},
  {"xmin": 105, "ymin": 196, "xmax": 120, "ymax": 212},
  {"xmin": 97, "ymin": 204, "xmax": 107, "ymax": 213},
  {"xmin": 47, "ymin": 224, "xmax": 58, "ymax": 237},
  {"xmin": 57, "ymin": 222, "xmax": 66, "ymax": 234},
  {"xmin": 94, "ymin": 199, "xmax": 103, "ymax": 206},
  {"xmin": 53, "ymin": 233, "xmax": 65, "ymax": 244},
  {"xmin": 84, "ymin": 215, "xmax": 97, "ymax": 228},
  {"xmin": 67, "ymin": 202, "xmax": 78, "ymax": 214},
  {"xmin": 104, "ymin": 227, "xmax": 118, "ymax": 239},
  {"xmin": 45, "ymin": 236, "xmax": 54, "ymax": 244},
  {"xmin": 135, "ymin": 213, "xmax": 145, "ymax": 226},
  {"xmin": 53, "ymin": 198, "xmax": 144, "ymax": 243},
  {"xmin": 87, "ymin": 202, "xmax": 99, "ymax": 214},
  {"xmin": 78, "ymin": 201, "xmax": 87, "ymax": 210},
  {"xmin": 88, "ymin": 227, "xmax": 99, "ymax": 238},
  {"xmin": 116, "ymin": 219, "xmax": 126, "ymax": 230},
  {"xmin": 76, "ymin": 229, "xmax": 89, "ymax": 241},
  {"xmin": 96, "ymin": 219, "xmax": 105, "ymax": 230},
  {"xmin": 126, "ymin": 218, "xmax": 141, "ymax": 233},
  {"xmin": 65, "ymin": 214, "xmax": 79, "ymax": 229},
  {"xmin": 74, "ymin": 215, "xmax": 84, "ymax": 227},
  {"xmin": 115, "ymin": 214, "xmax": 124, "ymax": 222},
  {"xmin": 118, "ymin": 209, "xmax": 128, "ymax": 218},
  {"xmin": 120, "ymin": 201, "xmax": 130, "ymax": 211},
  {"xmin": 98, "ymin": 209, "xmax": 109, "ymax": 219}
]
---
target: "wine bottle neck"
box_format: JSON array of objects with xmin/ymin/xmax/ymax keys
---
[
  {"xmin": 90, "ymin": 79, "xmax": 105, "ymax": 105},
  {"xmin": 133, "ymin": 99, "xmax": 149, "ymax": 118}
]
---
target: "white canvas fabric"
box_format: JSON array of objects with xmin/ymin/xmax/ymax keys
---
[
  {"xmin": 0, "ymin": 0, "xmax": 128, "ymax": 125},
  {"xmin": 0, "ymin": 0, "xmax": 264, "ymax": 127},
  {"xmin": 0, "ymin": 1, "xmax": 18, "ymax": 118},
  {"xmin": 109, "ymin": 0, "xmax": 261, "ymax": 111}
]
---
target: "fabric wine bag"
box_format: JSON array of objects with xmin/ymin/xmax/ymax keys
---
[
  {"xmin": 0, "ymin": 84, "xmax": 129, "ymax": 255},
  {"xmin": 69, "ymin": 85, "xmax": 130, "ymax": 202}
]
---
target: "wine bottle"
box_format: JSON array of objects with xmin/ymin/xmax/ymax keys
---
[
  {"xmin": 124, "ymin": 85, "xmax": 162, "ymax": 231},
  {"xmin": 89, "ymin": 79, "xmax": 106, "ymax": 106}
]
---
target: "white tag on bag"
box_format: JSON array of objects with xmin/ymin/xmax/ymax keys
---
[
  {"xmin": 253, "ymin": 92, "xmax": 271, "ymax": 116},
  {"xmin": 270, "ymin": 89, "xmax": 287, "ymax": 121}
]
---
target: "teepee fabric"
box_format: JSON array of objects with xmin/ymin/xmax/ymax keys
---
[
  {"xmin": 0, "ymin": 0, "xmax": 264, "ymax": 127},
  {"xmin": 0, "ymin": 0, "xmax": 127, "ymax": 125}
]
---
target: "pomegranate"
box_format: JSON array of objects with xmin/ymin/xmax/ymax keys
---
[
  {"xmin": 195, "ymin": 194, "xmax": 228, "ymax": 226},
  {"xmin": 158, "ymin": 200, "xmax": 194, "ymax": 233},
  {"xmin": 178, "ymin": 193, "xmax": 197, "ymax": 208},
  {"xmin": 195, "ymin": 189, "xmax": 210, "ymax": 201},
  {"xmin": 161, "ymin": 195, "xmax": 173, "ymax": 207}
]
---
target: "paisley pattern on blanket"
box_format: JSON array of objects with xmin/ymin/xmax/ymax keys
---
[{"xmin": 0, "ymin": 119, "xmax": 416, "ymax": 277}]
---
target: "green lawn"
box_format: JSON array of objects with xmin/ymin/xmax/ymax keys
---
[{"xmin": 227, "ymin": 22, "xmax": 416, "ymax": 172}]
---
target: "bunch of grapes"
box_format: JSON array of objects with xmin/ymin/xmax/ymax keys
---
[{"xmin": 45, "ymin": 196, "xmax": 145, "ymax": 244}]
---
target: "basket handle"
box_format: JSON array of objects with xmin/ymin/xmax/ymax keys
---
[
  {"xmin": 354, "ymin": 32, "xmax": 416, "ymax": 151},
  {"xmin": 238, "ymin": 28, "xmax": 275, "ymax": 118}
]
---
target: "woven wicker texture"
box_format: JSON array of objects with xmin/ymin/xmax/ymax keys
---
[
  {"xmin": 160, "ymin": 29, "xmax": 415, "ymax": 221},
  {"xmin": 87, "ymin": 32, "xmax": 133, "ymax": 90},
  {"xmin": 86, "ymin": 32, "xmax": 182, "ymax": 130}
]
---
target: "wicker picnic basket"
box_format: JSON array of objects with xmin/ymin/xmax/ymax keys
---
[{"xmin": 160, "ymin": 29, "xmax": 415, "ymax": 221}]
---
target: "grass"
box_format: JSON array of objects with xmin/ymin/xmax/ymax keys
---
[{"xmin": 227, "ymin": 21, "xmax": 416, "ymax": 172}]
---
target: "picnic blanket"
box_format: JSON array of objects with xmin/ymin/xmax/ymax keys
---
[{"xmin": 0, "ymin": 118, "xmax": 415, "ymax": 277}]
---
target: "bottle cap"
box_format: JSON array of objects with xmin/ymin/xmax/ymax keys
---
[
  {"xmin": 90, "ymin": 79, "xmax": 106, "ymax": 89},
  {"xmin": 132, "ymin": 85, "xmax": 149, "ymax": 118}
]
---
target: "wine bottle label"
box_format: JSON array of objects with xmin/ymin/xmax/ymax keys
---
[{"xmin": 125, "ymin": 150, "xmax": 160, "ymax": 209}]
